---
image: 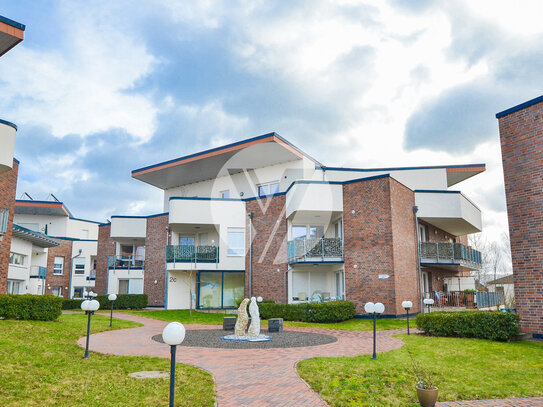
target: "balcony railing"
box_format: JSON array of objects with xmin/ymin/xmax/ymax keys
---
[
  {"xmin": 425, "ymin": 291, "xmax": 504, "ymax": 309},
  {"xmin": 420, "ymin": 242, "xmax": 482, "ymax": 268},
  {"xmin": 166, "ymin": 245, "xmax": 219, "ymax": 264},
  {"xmin": 108, "ymin": 255, "xmax": 144, "ymax": 270},
  {"xmin": 287, "ymin": 237, "xmax": 343, "ymax": 264},
  {"xmin": 29, "ymin": 265, "xmax": 46, "ymax": 278}
]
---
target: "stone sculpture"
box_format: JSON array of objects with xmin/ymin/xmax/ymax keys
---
[
  {"xmin": 247, "ymin": 296, "xmax": 260, "ymax": 337},
  {"xmin": 234, "ymin": 298, "xmax": 250, "ymax": 337}
]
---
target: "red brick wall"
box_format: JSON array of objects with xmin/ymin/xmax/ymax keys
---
[
  {"xmin": 498, "ymin": 99, "xmax": 543, "ymax": 335},
  {"xmin": 0, "ymin": 160, "xmax": 18, "ymax": 294},
  {"xmin": 390, "ymin": 178, "xmax": 420, "ymax": 314},
  {"xmin": 246, "ymin": 195, "xmax": 288, "ymax": 303},
  {"xmin": 144, "ymin": 214, "xmax": 168, "ymax": 307},
  {"xmin": 95, "ymin": 223, "xmax": 115, "ymax": 294},
  {"xmin": 343, "ymin": 177, "xmax": 396, "ymax": 314},
  {"xmin": 45, "ymin": 239, "xmax": 73, "ymax": 298}
]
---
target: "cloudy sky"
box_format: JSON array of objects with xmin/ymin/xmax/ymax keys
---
[{"xmin": 1, "ymin": 0, "xmax": 542, "ymax": 243}]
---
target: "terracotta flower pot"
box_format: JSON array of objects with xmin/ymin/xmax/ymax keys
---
[{"xmin": 416, "ymin": 386, "xmax": 438, "ymax": 407}]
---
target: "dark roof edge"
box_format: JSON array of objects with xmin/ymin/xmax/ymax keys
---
[
  {"xmin": 0, "ymin": 118, "xmax": 17, "ymax": 131},
  {"xmin": 318, "ymin": 163, "xmax": 486, "ymax": 172},
  {"xmin": 496, "ymin": 94, "xmax": 543, "ymax": 118},
  {"xmin": 0, "ymin": 15, "xmax": 25, "ymax": 31}
]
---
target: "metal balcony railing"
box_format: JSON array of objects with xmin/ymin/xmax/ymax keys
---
[
  {"xmin": 420, "ymin": 242, "xmax": 482, "ymax": 268},
  {"xmin": 166, "ymin": 245, "xmax": 219, "ymax": 264},
  {"xmin": 287, "ymin": 237, "xmax": 343, "ymax": 264},
  {"xmin": 108, "ymin": 255, "xmax": 144, "ymax": 270},
  {"xmin": 29, "ymin": 265, "xmax": 47, "ymax": 278}
]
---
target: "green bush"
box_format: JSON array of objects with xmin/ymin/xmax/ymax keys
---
[
  {"xmin": 0, "ymin": 294, "xmax": 63, "ymax": 321},
  {"xmin": 259, "ymin": 301, "xmax": 356, "ymax": 323},
  {"xmin": 416, "ymin": 311, "xmax": 520, "ymax": 341},
  {"xmin": 62, "ymin": 294, "xmax": 148, "ymax": 310}
]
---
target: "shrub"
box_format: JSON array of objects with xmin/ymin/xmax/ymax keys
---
[
  {"xmin": 416, "ymin": 311, "xmax": 520, "ymax": 341},
  {"xmin": 62, "ymin": 294, "xmax": 148, "ymax": 310},
  {"xmin": 259, "ymin": 301, "xmax": 356, "ymax": 323},
  {"xmin": 0, "ymin": 294, "xmax": 63, "ymax": 321}
]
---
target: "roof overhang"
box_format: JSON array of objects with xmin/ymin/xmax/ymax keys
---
[
  {"xmin": 15, "ymin": 200, "xmax": 73, "ymax": 217},
  {"xmin": 132, "ymin": 132, "xmax": 321, "ymax": 190},
  {"xmin": 12, "ymin": 224, "xmax": 59, "ymax": 248},
  {"xmin": 0, "ymin": 16, "xmax": 25, "ymax": 57},
  {"xmin": 446, "ymin": 165, "xmax": 486, "ymax": 187}
]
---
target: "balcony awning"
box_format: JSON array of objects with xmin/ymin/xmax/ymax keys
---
[
  {"xmin": 14, "ymin": 200, "xmax": 73, "ymax": 217},
  {"xmin": 0, "ymin": 15, "xmax": 25, "ymax": 57},
  {"xmin": 132, "ymin": 133, "xmax": 322, "ymax": 189},
  {"xmin": 12, "ymin": 224, "xmax": 59, "ymax": 248}
]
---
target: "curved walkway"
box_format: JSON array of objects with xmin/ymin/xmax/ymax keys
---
[{"xmin": 78, "ymin": 313, "xmax": 405, "ymax": 406}]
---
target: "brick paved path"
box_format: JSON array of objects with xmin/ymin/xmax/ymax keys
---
[
  {"xmin": 77, "ymin": 313, "xmax": 543, "ymax": 407},
  {"xmin": 78, "ymin": 313, "xmax": 404, "ymax": 406}
]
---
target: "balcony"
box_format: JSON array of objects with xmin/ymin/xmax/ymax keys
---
[
  {"xmin": 110, "ymin": 216, "xmax": 147, "ymax": 241},
  {"xmin": 108, "ymin": 255, "xmax": 144, "ymax": 270},
  {"xmin": 415, "ymin": 191, "xmax": 482, "ymax": 236},
  {"xmin": 29, "ymin": 266, "xmax": 46, "ymax": 279},
  {"xmin": 0, "ymin": 119, "xmax": 17, "ymax": 174},
  {"xmin": 287, "ymin": 237, "xmax": 343, "ymax": 264},
  {"xmin": 166, "ymin": 245, "xmax": 219, "ymax": 264},
  {"xmin": 285, "ymin": 182, "xmax": 343, "ymax": 219},
  {"xmin": 420, "ymin": 242, "xmax": 482, "ymax": 270}
]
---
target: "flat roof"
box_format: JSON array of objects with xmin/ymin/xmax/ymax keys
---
[
  {"xmin": 0, "ymin": 15, "xmax": 24, "ymax": 57},
  {"xmin": 15, "ymin": 200, "xmax": 73, "ymax": 217},
  {"xmin": 496, "ymin": 94, "xmax": 543, "ymax": 119},
  {"xmin": 132, "ymin": 132, "xmax": 322, "ymax": 190}
]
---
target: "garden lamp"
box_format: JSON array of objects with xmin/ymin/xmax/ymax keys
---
[
  {"xmin": 162, "ymin": 322, "xmax": 186, "ymax": 407},
  {"xmin": 108, "ymin": 294, "xmax": 117, "ymax": 328},
  {"xmin": 365, "ymin": 302, "xmax": 385, "ymax": 359},
  {"xmin": 423, "ymin": 298, "xmax": 434, "ymax": 314},
  {"xmin": 81, "ymin": 299, "xmax": 100, "ymax": 359},
  {"xmin": 401, "ymin": 301, "xmax": 413, "ymax": 335},
  {"xmin": 257, "ymin": 296, "xmax": 263, "ymax": 303}
]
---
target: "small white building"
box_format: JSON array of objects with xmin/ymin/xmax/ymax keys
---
[{"xmin": 487, "ymin": 275, "xmax": 514, "ymax": 302}]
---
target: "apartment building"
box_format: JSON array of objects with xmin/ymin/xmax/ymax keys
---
[
  {"xmin": 497, "ymin": 95, "xmax": 543, "ymax": 338},
  {"xmin": 95, "ymin": 133, "xmax": 484, "ymax": 315},
  {"xmin": 0, "ymin": 15, "xmax": 25, "ymax": 294},
  {"xmin": 13, "ymin": 197, "xmax": 100, "ymax": 299}
]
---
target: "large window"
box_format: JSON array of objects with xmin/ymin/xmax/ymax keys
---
[
  {"xmin": 53, "ymin": 257, "xmax": 64, "ymax": 275},
  {"xmin": 258, "ymin": 181, "xmax": 279, "ymax": 197},
  {"xmin": 7, "ymin": 280, "xmax": 22, "ymax": 295},
  {"xmin": 51, "ymin": 286, "xmax": 62, "ymax": 297},
  {"xmin": 227, "ymin": 228, "xmax": 245, "ymax": 256},
  {"xmin": 179, "ymin": 236, "xmax": 195, "ymax": 246},
  {"xmin": 198, "ymin": 271, "xmax": 244, "ymax": 309},
  {"xmin": 118, "ymin": 279, "xmax": 143, "ymax": 295},
  {"xmin": 291, "ymin": 225, "xmax": 325, "ymax": 240},
  {"xmin": 9, "ymin": 252, "xmax": 25, "ymax": 266},
  {"xmin": 73, "ymin": 286, "xmax": 84, "ymax": 299}
]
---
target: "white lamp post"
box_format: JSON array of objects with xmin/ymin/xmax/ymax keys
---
[
  {"xmin": 81, "ymin": 299, "xmax": 100, "ymax": 359},
  {"xmin": 365, "ymin": 302, "xmax": 385, "ymax": 359},
  {"xmin": 162, "ymin": 322, "xmax": 186, "ymax": 407},
  {"xmin": 108, "ymin": 294, "xmax": 117, "ymax": 328},
  {"xmin": 423, "ymin": 298, "xmax": 434, "ymax": 314},
  {"xmin": 402, "ymin": 301, "xmax": 413, "ymax": 335}
]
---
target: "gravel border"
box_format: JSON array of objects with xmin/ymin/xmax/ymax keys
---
[{"xmin": 152, "ymin": 329, "xmax": 337, "ymax": 349}]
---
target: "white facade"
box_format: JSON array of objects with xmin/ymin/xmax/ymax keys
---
[{"xmin": 0, "ymin": 121, "xmax": 16, "ymax": 174}]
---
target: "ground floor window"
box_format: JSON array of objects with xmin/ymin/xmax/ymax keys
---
[
  {"xmin": 198, "ymin": 271, "xmax": 244, "ymax": 309},
  {"xmin": 7, "ymin": 280, "xmax": 23, "ymax": 295},
  {"xmin": 118, "ymin": 278, "xmax": 143, "ymax": 295},
  {"xmin": 51, "ymin": 286, "xmax": 62, "ymax": 297},
  {"xmin": 73, "ymin": 286, "xmax": 84, "ymax": 299}
]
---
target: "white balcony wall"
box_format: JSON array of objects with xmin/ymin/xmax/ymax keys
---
[
  {"xmin": 415, "ymin": 192, "xmax": 482, "ymax": 236},
  {"xmin": 316, "ymin": 168, "xmax": 448, "ymax": 190},
  {"xmin": 14, "ymin": 214, "xmax": 69, "ymax": 236},
  {"xmin": 0, "ymin": 121, "xmax": 16, "ymax": 173},
  {"xmin": 286, "ymin": 183, "xmax": 343, "ymax": 219},
  {"xmin": 110, "ymin": 217, "xmax": 147, "ymax": 240}
]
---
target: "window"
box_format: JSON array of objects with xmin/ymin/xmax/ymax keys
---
[
  {"xmin": 334, "ymin": 221, "xmax": 342, "ymax": 238},
  {"xmin": 82, "ymin": 229, "xmax": 89, "ymax": 239},
  {"xmin": 53, "ymin": 257, "xmax": 64, "ymax": 275},
  {"xmin": 220, "ymin": 190, "xmax": 230, "ymax": 199},
  {"xmin": 292, "ymin": 225, "xmax": 307, "ymax": 239},
  {"xmin": 51, "ymin": 286, "xmax": 62, "ymax": 297},
  {"xmin": 179, "ymin": 236, "xmax": 195, "ymax": 246},
  {"xmin": 73, "ymin": 287, "xmax": 84, "ymax": 299},
  {"xmin": 7, "ymin": 280, "xmax": 22, "ymax": 295},
  {"xmin": 118, "ymin": 279, "xmax": 129, "ymax": 295},
  {"xmin": 309, "ymin": 226, "xmax": 324, "ymax": 239},
  {"xmin": 9, "ymin": 252, "xmax": 25, "ymax": 266},
  {"xmin": 120, "ymin": 245, "xmax": 134, "ymax": 259},
  {"xmin": 258, "ymin": 182, "xmax": 279, "ymax": 197},
  {"xmin": 0, "ymin": 210, "xmax": 8, "ymax": 234},
  {"xmin": 291, "ymin": 225, "xmax": 324, "ymax": 240},
  {"xmin": 74, "ymin": 260, "xmax": 85, "ymax": 275},
  {"xmin": 418, "ymin": 225, "xmax": 427, "ymax": 242},
  {"xmin": 227, "ymin": 228, "xmax": 245, "ymax": 256}
]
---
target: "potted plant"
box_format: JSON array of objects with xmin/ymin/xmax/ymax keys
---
[{"xmin": 407, "ymin": 348, "xmax": 438, "ymax": 407}]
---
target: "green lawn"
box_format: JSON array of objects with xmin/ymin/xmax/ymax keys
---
[
  {"xmin": 297, "ymin": 334, "xmax": 543, "ymax": 407},
  {"xmin": 0, "ymin": 314, "xmax": 215, "ymax": 406},
  {"xmin": 126, "ymin": 309, "xmax": 407, "ymax": 331}
]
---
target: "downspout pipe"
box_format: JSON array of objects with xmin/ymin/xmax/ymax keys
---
[
  {"xmin": 70, "ymin": 248, "xmax": 83, "ymax": 298},
  {"xmin": 165, "ymin": 226, "xmax": 170, "ymax": 309},
  {"xmin": 413, "ymin": 206, "xmax": 424, "ymax": 313},
  {"xmin": 248, "ymin": 212, "xmax": 253, "ymax": 298}
]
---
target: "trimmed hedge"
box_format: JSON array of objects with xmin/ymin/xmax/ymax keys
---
[
  {"xmin": 416, "ymin": 311, "xmax": 520, "ymax": 341},
  {"xmin": 0, "ymin": 294, "xmax": 63, "ymax": 321},
  {"xmin": 62, "ymin": 294, "xmax": 148, "ymax": 310},
  {"xmin": 258, "ymin": 301, "xmax": 356, "ymax": 323}
]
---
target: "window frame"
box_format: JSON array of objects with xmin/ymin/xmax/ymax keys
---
[
  {"xmin": 257, "ymin": 181, "xmax": 280, "ymax": 197},
  {"xmin": 9, "ymin": 252, "xmax": 25, "ymax": 266},
  {"xmin": 53, "ymin": 257, "xmax": 64, "ymax": 275}
]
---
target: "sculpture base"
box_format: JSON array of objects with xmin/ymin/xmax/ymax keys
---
[{"xmin": 220, "ymin": 334, "xmax": 272, "ymax": 342}]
